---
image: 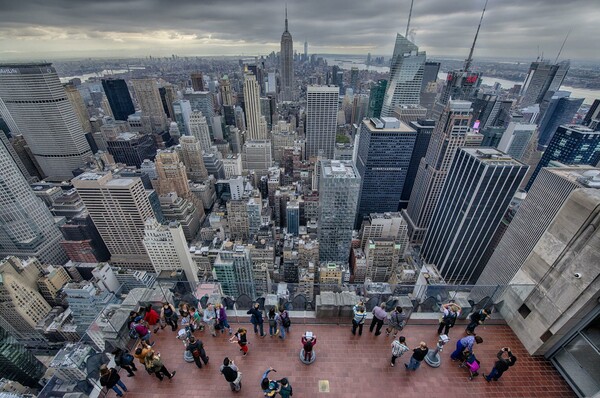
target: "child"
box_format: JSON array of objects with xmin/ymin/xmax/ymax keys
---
[
  {"xmin": 390, "ymin": 335, "xmax": 409, "ymax": 367},
  {"xmin": 230, "ymin": 328, "xmax": 249, "ymax": 356}
]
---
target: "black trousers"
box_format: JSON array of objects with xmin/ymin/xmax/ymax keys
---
[
  {"xmin": 192, "ymin": 349, "xmax": 209, "ymax": 368},
  {"xmin": 352, "ymin": 320, "xmax": 364, "ymax": 335},
  {"xmin": 370, "ymin": 317, "xmax": 384, "ymax": 334},
  {"xmin": 164, "ymin": 317, "xmax": 177, "ymax": 331},
  {"xmin": 122, "ymin": 363, "xmax": 137, "ymax": 376},
  {"xmin": 154, "ymin": 365, "xmax": 172, "ymax": 380},
  {"xmin": 438, "ymin": 321, "xmax": 454, "ymax": 335}
]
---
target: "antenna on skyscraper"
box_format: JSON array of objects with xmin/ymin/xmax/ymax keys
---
[
  {"xmin": 285, "ymin": 3, "xmax": 289, "ymax": 32},
  {"xmin": 464, "ymin": 0, "xmax": 488, "ymax": 72},
  {"xmin": 405, "ymin": 0, "xmax": 415, "ymax": 38},
  {"xmin": 554, "ymin": 29, "xmax": 571, "ymax": 63}
]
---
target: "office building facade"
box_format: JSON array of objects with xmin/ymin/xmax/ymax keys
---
[
  {"xmin": 355, "ymin": 117, "xmax": 416, "ymax": 226},
  {"xmin": 520, "ymin": 60, "xmax": 570, "ymax": 107},
  {"xmin": 0, "ymin": 63, "xmax": 92, "ymax": 179},
  {"xmin": 318, "ymin": 160, "xmax": 361, "ymax": 263},
  {"xmin": 421, "ymin": 148, "xmax": 528, "ymax": 284},
  {"xmin": 102, "ymin": 79, "xmax": 135, "ymax": 121},
  {"xmin": 306, "ymin": 86, "xmax": 339, "ymax": 159}
]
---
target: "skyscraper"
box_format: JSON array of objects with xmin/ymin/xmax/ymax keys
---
[
  {"xmin": 403, "ymin": 101, "xmax": 473, "ymax": 243},
  {"xmin": 155, "ymin": 149, "xmax": 192, "ymax": 197},
  {"xmin": 0, "ymin": 142, "xmax": 67, "ymax": 264},
  {"xmin": 64, "ymin": 83, "xmax": 92, "ymax": 133},
  {"xmin": 191, "ymin": 72, "xmax": 205, "ymax": 92},
  {"xmin": 367, "ymin": 79, "xmax": 387, "ymax": 118},
  {"xmin": 72, "ymin": 171, "xmax": 156, "ymax": 270},
  {"xmin": 380, "ymin": 34, "xmax": 426, "ymax": 117},
  {"xmin": 400, "ymin": 119, "xmax": 435, "ymax": 208},
  {"xmin": 243, "ymin": 73, "xmax": 264, "ymax": 140},
  {"xmin": 525, "ymin": 125, "xmax": 600, "ymax": 190},
  {"xmin": 280, "ymin": 5, "xmax": 294, "ymax": 101},
  {"xmin": 188, "ymin": 110, "xmax": 211, "ymax": 151},
  {"xmin": 219, "ymin": 76, "xmax": 233, "ymax": 106},
  {"xmin": 131, "ymin": 78, "xmax": 168, "ymax": 134},
  {"xmin": 421, "ymin": 148, "xmax": 527, "ymax": 284},
  {"xmin": 318, "ymin": 160, "xmax": 361, "ymax": 263},
  {"xmin": 0, "ymin": 257, "xmax": 52, "ymax": 340},
  {"xmin": 178, "ymin": 136, "xmax": 209, "ymax": 182},
  {"xmin": 477, "ymin": 165, "xmax": 600, "ymax": 290},
  {"xmin": 102, "ymin": 78, "xmax": 135, "ymax": 121},
  {"xmin": 537, "ymin": 94, "xmax": 584, "ymax": 148},
  {"xmin": 582, "ymin": 99, "xmax": 600, "ymax": 129},
  {"xmin": 214, "ymin": 242, "xmax": 256, "ymax": 298},
  {"xmin": 364, "ymin": 239, "xmax": 403, "ymax": 282},
  {"xmin": 496, "ymin": 122, "xmax": 537, "ymax": 160},
  {"xmin": 159, "ymin": 84, "xmax": 177, "ymax": 119},
  {"xmin": 172, "ymin": 99, "xmax": 192, "ymax": 136},
  {"xmin": 355, "ymin": 117, "xmax": 416, "ymax": 226},
  {"xmin": 306, "ymin": 85, "xmax": 339, "ymax": 159},
  {"xmin": 0, "ymin": 63, "xmax": 92, "ymax": 179},
  {"xmin": 143, "ymin": 218, "xmax": 199, "ymax": 284},
  {"xmin": 0, "ymin": 325, "xmax": 47, "ymax": 388},
  {"xmin": 520, "ymin": 60, "xmax": 570, "ymax": 107}
]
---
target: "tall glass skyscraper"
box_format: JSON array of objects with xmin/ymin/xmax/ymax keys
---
[
  {"xmin": 537, "ymin": 94, "xmax": 584, "ymax": 148},
  {"xmin": 380, "ymin": 34, "xmax": 425, "ymax": 117},
  {"xmin": 0, "ymin": 326, "xmax": 47, "ymax": 388},
  {"xmin": 0, "ymin": 63, "xmax": 92, "ymax": 179},
  {"xmin": 355, "ymin": 117, "xmax": 416, "ymax": 226},
  {"xmin": 318, "ymin": 160, "xmax": 361, "ymax": 263},
  {"xmin": 520, "ymin": 60, "xmax": 570, "ymax": 107},
  {"xmin": 422, "ymin": 148, "xmax": 528, "ymax": 284},
  {"xmin": 102, "ymin": 78, "xmax": 135, "ymax": 121},
  {"xmin": 306, "ymin": 85, "xmax": 339, "ymax": 159},
  {"xmin": 0, "ymin": 142, "xmax": 67, "ymax": 264},
  {"xmin": 526, "ymin": 125, "xmax": 600, "ymax": 190},
  {"xmin": 367, "ymin": 79, "xmax": 387, "ymax": 118}
]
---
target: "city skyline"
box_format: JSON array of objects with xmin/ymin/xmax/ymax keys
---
[{"xmin": 1, "ymin": 0, "xmax": 599, "ymax": 61}]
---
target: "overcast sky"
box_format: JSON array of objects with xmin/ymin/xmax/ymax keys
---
[{"xmin": 0, "ymin": 0, "xmax": 598, "ymax": 61}]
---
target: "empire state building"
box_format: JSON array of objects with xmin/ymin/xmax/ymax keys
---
[{"xmin": 280, "ymin": 6, "xmax": 294, "ymax": 101}]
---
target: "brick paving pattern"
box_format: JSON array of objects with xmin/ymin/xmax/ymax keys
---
[{"xmin": 110, "ymin": 320, "xmax": 575, "ymax": 398}]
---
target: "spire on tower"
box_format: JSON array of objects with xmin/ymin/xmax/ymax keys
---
[
  {"xmin": 405, "ymin": 0, "xmax": 414, "ymax": 38},
  {"xmin": 464, "ymin": 0, "xmax": 488, "ymax": 72},
  {"xmin": 554, "ymin": 29, "xmax": 571, "ymax": 63},
  {"xmin": 285, "ymin": 3, "xmax": 289, "ymax": 32}
]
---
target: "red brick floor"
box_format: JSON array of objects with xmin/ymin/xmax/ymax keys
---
[{"xmin": 111, "ymin": 321, "xmax": 575, "ymax": 398}]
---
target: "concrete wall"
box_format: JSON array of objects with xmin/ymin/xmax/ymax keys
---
[{"xmin": 500, "ymin": 188, "xmax": 600, "ymax": 356}]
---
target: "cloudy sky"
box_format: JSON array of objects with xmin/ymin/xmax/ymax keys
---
[{"xmin": 0, "ymin": 0, "xmax": 598, "ymax": 61}]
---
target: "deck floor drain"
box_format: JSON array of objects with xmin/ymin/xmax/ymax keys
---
[{"xmin": 319, "ymin": 380, "xmax": 330, "ymax": 393}]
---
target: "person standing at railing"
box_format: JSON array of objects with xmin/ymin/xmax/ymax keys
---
[
  {"xmin": 351, "ymin": 302, "xmax": 367, "ymax": 336},
  {"xmin": 466, "ymin": 309, "xmax": 489, "ymax": 335},
  {"xmin": 369, "ymin": 303, "xmax": 388, "ymax": 336},
  {"xmin": 143, "ymin": 304, "xmax": 161, "ymax": 334},
  {"xmin": 268, "ymin": 307, "xmax": 279, "ymax": 337},
  {"xmin": 160, "ymin": 302, "xmax": 178, "ymax": 331},
  {"xmin": 216, "ymin": 303, "xmax": 232, "ymax": 335},
  {"xmin": 385, "ymin": 306, "xmax": 406, "ymax": 338},
  {"xmin": 203, "ymin": 303, "xmax": 218, "ymax": 337},
  {"xmin": 99, "ymin": 364, "xmax": 128, "ymax": 397},
  {"xmin": 247, "ymin": 303, "xmax": 267, "ymax": 337},
  {"xmin": 275, "ymin": 307, "xmax": 287, "ymax": 340},
  {"xmin": 438, "ymin": 301, "xmax": 462, "ymax": 336}
]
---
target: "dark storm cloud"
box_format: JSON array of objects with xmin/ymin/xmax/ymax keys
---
[{"xmin": 0, "ymin": 0, "xmax": 598, "ymax": 59}]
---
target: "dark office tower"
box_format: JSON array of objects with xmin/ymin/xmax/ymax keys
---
[
  {"xmin": 191, "ymin": 72, "xmax": 205, "ymax": 92},
  {"xmin": 0, "ymin": 326, "xmax": 47, "ymax": 388},
  {"xmin": 105, "ymin": 132, "xmax": 157, "ymax": 168},
  {"xmin": 60, "ymin": 213, "xmax": 111, "ymax": 263},
  {"xmin": 159, "ymin": 85, "xmax": 177, "ymax": 119},
  {"xmin": 0, "ymin": 63, "xmax": 92, "ymax": 180},
  {"xmin": 367, "ymin": 79, "xmax": 387, "ymax": 118},
  {"xmin": 380, "ymin": 34, "xmax": 425, "ymax": 117},
  {"xmin": 537, "ymin": 94, "xmax": 584, "ymax": 149},
  {"xmin": 582, "ymin": 99, "xmax": 600, "ymax": 129},
  {"xmin": 355, "ymin": 117, "xmax": 416, "ymax": 227},
  {"xmin": 520, "ymin": 60, "xmax": 570, "ymax": 107},
  {"xmin": 421, "ymin": 148, "xmax": 527, "ymax": 284},
  {"xmin": 223, "ymin": 105, "xmax": 236, "ymax": 126},
  {"xmin": 102, "ymin": 78, "xmax": 135, "ymax": 121},
  {"xmin": 525, "ymin": 125, "xmax": 600, "ymax": 190},
  {"xmin": 400, "ymin": 119, "xmax": 435, "ymax": 209},
  {"xmin": 403, "ymin": 101, "xmax": 473, "ymax": 243},
  {"xmin": 280, "ymin": 5, "xmax": 294, "ymax": 101},
  {"xmin": 350, "ymin": 67, "xmax": 359, "ymax": 92},
  {"xmin": 421, "ymin": 62, "xmax": 440, "ymax": 91}
]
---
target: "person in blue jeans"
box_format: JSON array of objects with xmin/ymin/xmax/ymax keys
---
[
  {"xmin": 450, "ymin": 335, "xmax": 483, "ymax": 360},
  {"xmin": 405, "ymin": 342, "xmax": 428, "ymax": 371},
  {"xmin": 99, "ymin": 364, "xmax": 128, "ymax": 397},
  {"xmin": 247, "ymin": 303, "xmax": 266, "ymax": 337},
  {"xmin": 484, "ymin": 347, "xmax": 517, "ymax": 382}
]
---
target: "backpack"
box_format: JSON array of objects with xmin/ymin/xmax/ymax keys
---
[
  {"xmin": 222, "ymin": 365, "xmax": 237, "ymax": 382},
  {"xmin": 122, "ymin": 353, "xmax": 134, "ymax": 365},
  {"xmin": 129, "ymin": 323, "xmax": 139, "ymax": 339},
  {"xmin": 282, "ymin": 313, "xmax": 291, "ymax": 328}
]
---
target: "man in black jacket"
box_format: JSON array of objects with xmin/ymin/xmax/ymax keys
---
[
  {"xmin": 247, "ymin": 303, "xmax": 266, "ymax": 337},
  {"xmin": 484, "ymin": 347, "xmax": 517, "ymax": 381},
  {"xmin": 466, "ymin": 309, "xmax": 489, "ymax": 334},
  {"xmin": 187, "ymin": 336, "xmax": 209, "ymax": 368}
]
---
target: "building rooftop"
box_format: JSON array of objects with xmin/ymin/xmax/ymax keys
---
[{"xmin": 113, "ymin": 321, "xmax": 575, "ymax": 397}]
